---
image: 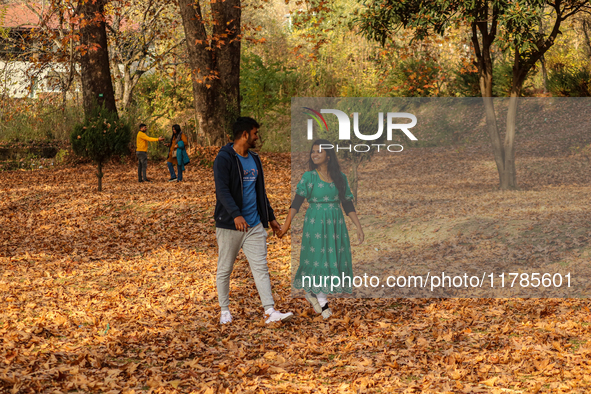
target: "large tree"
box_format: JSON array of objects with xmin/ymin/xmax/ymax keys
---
[
  {"xmin": 177, "ymin": 0, "xmax": 241, "ymax": 146},
  {"xmin": 77, "ymin": 0, "xmax": 118, "ymax": 116},
  {"xmin": 107, "ymin": 0, "xmax": 186, "ymax": 111},
  {"xmin": 18, "ymin": 0, "xmax": 182, "ymax": 114},
  {"xmin": 358, "ymin": 0, "xmax": 591, "ymax": 190}
]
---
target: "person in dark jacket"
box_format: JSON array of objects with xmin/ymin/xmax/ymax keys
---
[{"xmin": 213, "ymin": 117, "xmax": 294, "ymax": 325}]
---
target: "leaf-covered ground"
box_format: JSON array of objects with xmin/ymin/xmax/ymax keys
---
[{"xmin": 1, "ymin": 142, "xmax": 591, "ymax": 393}]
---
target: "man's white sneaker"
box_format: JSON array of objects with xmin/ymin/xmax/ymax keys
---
[
  {"xmin": 220, "ymin": 310, "xmax": 232, "ymax": 324},
  {"xmin": 264, "ymin": 308, "xmax": 294, "ymax": 324}
]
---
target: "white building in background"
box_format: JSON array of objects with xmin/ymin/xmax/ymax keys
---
[
  {"xmin": 0, "ymin": 2, "xmax": 79, "ymax": 99},
  {"xmin": 0, "ymin": 60, "xmax": 77, "ymax": 98}
]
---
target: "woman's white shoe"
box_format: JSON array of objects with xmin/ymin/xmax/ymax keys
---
[
  {"xmin": 321, "ymin": 305, "xmax": 332, "ymax": 319},
  {"xmin": 304, "ymin": 292, "xmax": 323, "ymax": 313}
]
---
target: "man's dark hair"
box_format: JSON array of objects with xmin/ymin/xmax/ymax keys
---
[
  {"xmin": 139, "ymin": 123, "xmax": 147, "ymax": 130},
  {"xmin": 233, "ymin": 117, "xmax": 260, "ymax": 140}
]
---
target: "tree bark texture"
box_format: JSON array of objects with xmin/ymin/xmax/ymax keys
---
[
  {"xmin": 113, "ymin": 63, "xmax": 143, "ymax": 111},
  {"xmin": 583, "ymin": 18, "xmax": 591, "ymax": 59},
  {"xmin": 77, "ymin": 0, "xmax": 118, "ymax": 118},
  {"xmin": 178, "ymin": 0, "xmax": 241, "ymax": 146},
  {"xmin": 540, "ymin": 55, "xmax": 549, "ymax": 93}
]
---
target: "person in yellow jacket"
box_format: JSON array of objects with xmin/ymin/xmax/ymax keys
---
[{"xmin": 136, "ymin": 123, "xmax": 164, "ymax": 183}]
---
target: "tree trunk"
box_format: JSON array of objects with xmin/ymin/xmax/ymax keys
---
[
  {"xmin": 477, "ymin": 3, "xmax": 565, "ymax": 191},
  {"xmin": 481, "ymin": 96, "xmax": 507, "ymax": 188},
  {"xmin": 113, "ymin": 60, "xmax": 144, "ymax": 111},
  {"xmin": 211, "ymin": 0, "xmax": 241, "ymax": 127},
  {"xmin": 540, "ymin": 55, "xmax": 549, "ymax": 94},
  {"xmin": 97, "ymin": 160, "xmax": 103, "ymax": 192},
  {"xmin": 582, "ymin": 18, "xmax": 591, "ymax": 59},
  {"xmin": 114, "ymin": 67, "xmax": 124, "ymax": 103},
  {"xmin": 538, "ymin": 15, "xmax": 549, "ymax": 94},
  {"xmin": 504, "ymin": 95, "xmax": 518, "ymax": 190},
  {"xmin": 77, "ymin": 0, "xmax": 118, "ymax": 117},
  {"xmin": 503, "ymin": 48, "xmax": 528, "ymax": 191},
  {"xmin": 178, "ymin": 0, "xmax": 241, "ymax": 146},
  {"xmin": 122, "ymin": 66, "xmax": 134, "ymax": 110},
  {"xmin": 472, "ymin": 20, "xmax": 508, "ymax": 190}
]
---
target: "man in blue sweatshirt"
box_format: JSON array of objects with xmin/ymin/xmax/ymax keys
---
[{"xmin": 213, "ymin": 117, "xmax": 293, "ymax": 325}]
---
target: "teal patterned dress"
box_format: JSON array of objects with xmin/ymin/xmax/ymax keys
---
[{"xmin": 293, "ymin": 170, "xmax": 354, "ymax": 294}]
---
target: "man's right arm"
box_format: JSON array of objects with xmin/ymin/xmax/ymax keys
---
[
  {"xmin": 139, "ymin": 132, "xmax": 160, "ymax": 142},
  {"xmin": 213, "ymin": 154, "xmax": 242, "ymax": 219}
]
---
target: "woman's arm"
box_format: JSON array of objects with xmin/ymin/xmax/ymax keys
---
[
  {"xmin": 278, "ymin": 208, "xmax": 298, "ymax": 238},
  {"xmin": 279, "ymin": 173, "xmax": 309, "ymax": 238},
  {"xmin": 177, "ymin": 134, "xmax": 188, "ymax": 149},
  {"xmin": 347, "ymin": 211, "xmax": 364, "ymax": 245}
]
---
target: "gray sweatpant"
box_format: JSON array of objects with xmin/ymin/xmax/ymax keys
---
[{"xmin": 216, "ymin": 223, "xmax": 274, "ymax": 312}]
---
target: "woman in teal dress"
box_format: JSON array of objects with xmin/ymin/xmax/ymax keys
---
[{"xmin": 279, "ymin": 139, "xmax": 364, "ymax": 319}]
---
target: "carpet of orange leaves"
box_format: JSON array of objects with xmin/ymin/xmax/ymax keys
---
[{"xmin": 1, "ymin": 143, "xmax": 591, "ymax": 393}]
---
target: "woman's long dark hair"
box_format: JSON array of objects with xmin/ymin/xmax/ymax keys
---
[
  {"xmin": 172, "ymin": 124, "xmax": 181, "ymax": 133},
  {"xmin": 308, "ymin": 139, "xmax": 346, "ymax": 202},
  {"xmin": 172, "ymin": 124, "xmax": 181, "ymax": 142}
]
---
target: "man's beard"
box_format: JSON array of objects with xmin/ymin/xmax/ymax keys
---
[{"xmin": 246, "ymin": 137, "xmax": 256, "ymax": 149}]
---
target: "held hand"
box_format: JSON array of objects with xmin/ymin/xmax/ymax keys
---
[
  {"xmin": 234, "ymin": 216, "xmax": 249, "ymax": 232},
  {"xmin": 356, "ymin": 227, "xmax": 365, "ymax": 245},
  {"xmin": 269, "ymin": 220, "xmax": 282, "ymax": 237},
  {"xmin": 277, "ymin": 217, "xmax": 292, "ymax": 238}
]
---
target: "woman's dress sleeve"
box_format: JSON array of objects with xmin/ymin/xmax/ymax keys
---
[
  {"xmin": 341, "ymin": 173, "xmax": 356, "ymax": 214},
  {"xmin": 291, "ymin": 172, "xmax": 310, "ymax": 212}
]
